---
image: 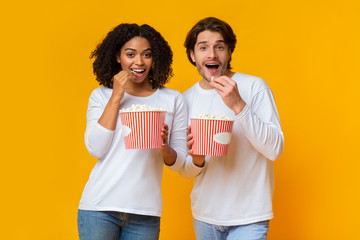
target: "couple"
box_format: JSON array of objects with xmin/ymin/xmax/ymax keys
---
[{"xmin": 77, "ymin": 17, "xmax": 284, "ymax": 240}]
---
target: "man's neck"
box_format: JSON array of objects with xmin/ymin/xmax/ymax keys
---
[{"xmin": 199, "ymin": 79, "xmax": 212, "ymax": 89}]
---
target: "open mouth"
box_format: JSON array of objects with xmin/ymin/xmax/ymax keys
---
[
  {"xmin": 131, "ymin": 68, "xmax": 146, "ymax": 74},
  {"xmin": 205, "ymin": 64, "xmax": 219, "ymax": 70}
]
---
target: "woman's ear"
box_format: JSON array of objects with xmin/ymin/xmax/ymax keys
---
[{"xmin": 116, "ymin": 53, "xmax": 121, "ymax": 63}]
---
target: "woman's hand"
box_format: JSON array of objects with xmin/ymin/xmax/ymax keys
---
[
  {"xmin": 97, "ymin": 71, "xmax": 134, "ymax": 130},
  {"xmin": 159, "ymin": 124, "xmax": 177, "ymax": 166},
  {"xmin": 111, "ymin": 70, "xmax": 134, "ymax": 101},
  {"xmin": 186, "ymin": 125, "xmax": 205, "ymax": 167}
]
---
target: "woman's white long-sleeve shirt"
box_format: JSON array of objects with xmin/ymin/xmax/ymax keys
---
[
  {"xmin": 181, "ymin": 73, "xmax": 284, "ymax": 225},
  {"xmin": 79, "ymin": 86, "xmax": 187, "ymax": 217}
]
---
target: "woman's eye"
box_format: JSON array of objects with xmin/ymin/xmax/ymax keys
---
[
  {"xmin": 126, "ymin": 53, "xmax": 135, "ymax": 57},
  {"xmin": 144, "ymin": 52, "xmax": 152, "ymax": 58}
]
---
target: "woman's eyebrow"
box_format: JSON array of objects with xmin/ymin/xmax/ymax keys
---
[{"xmin": 124, "ymin": 48, "xmax": 152, "ymax": 51}]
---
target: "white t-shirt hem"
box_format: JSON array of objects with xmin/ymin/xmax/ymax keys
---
[
  {"xmin": 78, "ymin": 204, "xmax": 162, "ymax": 217},
  {"xmin": 193, "ymin": 213, "xmax": 273, "ymax": 226}
]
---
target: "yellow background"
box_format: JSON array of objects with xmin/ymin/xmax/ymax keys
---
[{"xmin": 1, "ymin": 0, "xmax": 359, "ymax": 239}]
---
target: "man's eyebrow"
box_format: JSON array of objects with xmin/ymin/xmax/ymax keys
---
[
  {"xmin": 196, "ymin": 41, "xmax": 208, "ymax": 46},
  {"xmin": 196, "ymin": 40, "xmax": 225, "ymax": 46}
]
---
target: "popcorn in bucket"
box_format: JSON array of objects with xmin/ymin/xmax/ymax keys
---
[
  {"xmin": 191, "ymin": 114, "xmax": 234, "ymax": 156},
  {"xmin": 120, "ymin": 104, "xmax": 166, "ymax": 149}
]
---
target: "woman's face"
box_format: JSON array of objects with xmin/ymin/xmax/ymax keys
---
[{"xmin": 117, "ymin": 36, "xmax": 153, "ymax": 84}]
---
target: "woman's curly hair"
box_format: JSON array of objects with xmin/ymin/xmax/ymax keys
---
[{"xmin": 90, "ymin": 23, "xmax": 173, "ymax": 89}]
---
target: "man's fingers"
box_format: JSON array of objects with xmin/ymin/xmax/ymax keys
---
[
  {"xmin": 187, "ymin": 139, "xmax": 194, "ymax": 150},
  {"xmin": 210, "ymin": 79, "xmax": 226, "ymax": 93},
  {"xmin": 211, "ymin": 76, "xmax": 238, "ymax": 97},
  {"xmin": 186, "ymin": 133, "xmax": 193, "ymax": 141},
  {"xmin": 212, "ymin": 76, "xmax": 235, "ymax": 88}
]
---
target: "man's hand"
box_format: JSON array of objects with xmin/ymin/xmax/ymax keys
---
[
  {"xmin": 187, "ymin": 125, "xmax": 205, "ymax": 167},
  {"xmin": 210, "ymin": 76, "xmax": 246, "ymax": 115}
]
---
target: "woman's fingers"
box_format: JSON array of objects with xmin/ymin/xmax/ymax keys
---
[{"xmin": 161, "ymin": 124, "xmax": 169, "ymax": 144}]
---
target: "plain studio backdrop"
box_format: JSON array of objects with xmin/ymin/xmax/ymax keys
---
[{"xmin": 0, "ymin": 0, "xmax": 359, "ymax": 239}]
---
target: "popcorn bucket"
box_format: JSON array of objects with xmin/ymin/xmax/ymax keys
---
[
  {"xmin": 120, "ymin": 111, "xmax": 166, "ymax": 149},
  {"xmin": 191, "ymin": 118, "xmax": 234, "ymax": 156}
]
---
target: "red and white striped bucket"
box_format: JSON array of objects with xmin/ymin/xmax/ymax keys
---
[
  {"xmin": 191, "ymin": 118, "xmax": 234, "ymax": 156},
  {"xmin": 120, "ymin": 111, "xmax": 166, "ymax": 149}
]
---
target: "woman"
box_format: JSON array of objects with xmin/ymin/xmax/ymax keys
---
[{"xmin": 77, "ymin": 23, "xmax": 187, "ymax": 240}]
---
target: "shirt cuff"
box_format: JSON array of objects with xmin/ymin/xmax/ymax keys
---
[
  {"xmin": 166, "ymin": 155, "xmax": 181, "ymax": 171},
  {"xmin": 235, "ymin": 104, "xmax": 250, "ymax": 121},
  {"xmin": 190, "ymin": 155, "xmax": 209, "ymax": 172},
  {"xmin": 165, "ymin": 150, "xmax": 186, "ymax": 172}
]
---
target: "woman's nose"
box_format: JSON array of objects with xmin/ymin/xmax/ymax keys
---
[{"xmin": 134, "ymin": 55, "xmax": 144, "ymax": 65}]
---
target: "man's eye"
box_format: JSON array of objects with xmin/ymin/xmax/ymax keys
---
[
  {"xmin": 217, "ymin": 46, "xmax": 224, "ymax": 50},
  {"xmin": 199, "ymin": 46, "xmax": 206, "ymax": 51}
]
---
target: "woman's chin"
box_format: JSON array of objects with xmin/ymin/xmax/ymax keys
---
[{"xmin": 129, "ymin": 77, "xmax": 149, "ymax": 85}]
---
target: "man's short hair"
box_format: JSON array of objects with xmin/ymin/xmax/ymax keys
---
[{"xmin": 184, "ymin": 17, "xmax": 237, "ymax": 69}]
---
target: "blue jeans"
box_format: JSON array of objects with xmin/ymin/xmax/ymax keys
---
[
  {"xmin": 77, "ymin": 210, "xmax": 160, "ymax": 240},
  {"xmin": 193, "ymin": 218, "xmax": 269, "ymax": 240}
]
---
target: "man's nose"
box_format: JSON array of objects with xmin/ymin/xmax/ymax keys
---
[{"xmin": 207, "ymin": 47, "xmax": 217, "ymax": 59}]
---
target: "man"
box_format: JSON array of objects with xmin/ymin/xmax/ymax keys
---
[{"xmin": 180, "ymin": 17, "xmax": 284, "ymax": 240}]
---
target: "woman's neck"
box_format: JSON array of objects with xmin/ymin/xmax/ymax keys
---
[{"xmin": 125, "ymin": 80, "xmax": 157, "ymax": 97}]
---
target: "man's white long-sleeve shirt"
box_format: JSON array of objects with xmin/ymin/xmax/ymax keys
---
[
  {"xmin": 181, "ymin": 73, "xmax": 284, "ymax": 225},
  {"xmin": 79, "ymin": 86, "xmax": 187, "ymax": 217}
]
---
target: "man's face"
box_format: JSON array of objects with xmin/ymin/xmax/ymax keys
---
[{"xmin": 190, "ymin": 30, "xmax": 231, "ymax": 82}]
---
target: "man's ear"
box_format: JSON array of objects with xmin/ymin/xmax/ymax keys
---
[
  {"xmin": 190, "ymin": 50, "xmax": 196, "ymax": 63},
  {"xmin": 227, "ymin": 50, "xmax": 233, "ymax": 66}
]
